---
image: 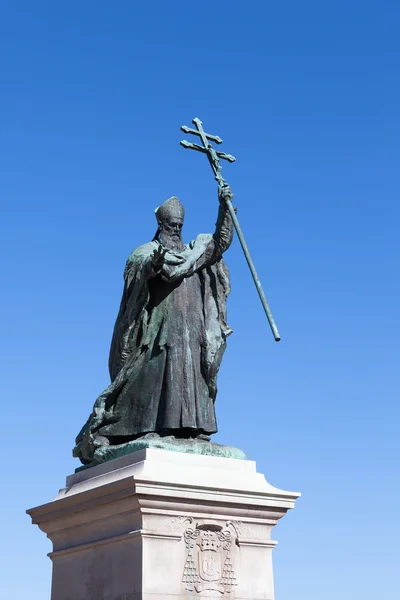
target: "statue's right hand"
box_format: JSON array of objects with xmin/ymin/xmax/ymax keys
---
[{"xmin": 151, "ymin": 245, "xmax": 168, "ymax": 269}]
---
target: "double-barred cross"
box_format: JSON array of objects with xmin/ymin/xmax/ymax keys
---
[
  {"xmin": 180, "ymin": 118, "xmax": 235, "ymax": 188},
  {"xmin": 179, "ymin": 117, "xmax": 281, "ymax": 342}
]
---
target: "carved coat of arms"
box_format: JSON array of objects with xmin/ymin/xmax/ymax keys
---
[{"xmin": 182, "ymin": 524, "xmax": 237, "ymax": 594}]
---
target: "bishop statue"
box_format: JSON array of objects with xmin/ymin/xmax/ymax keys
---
[{"xmin": 74, "ymin": 185, "xmax": 234, "ymax": 464}]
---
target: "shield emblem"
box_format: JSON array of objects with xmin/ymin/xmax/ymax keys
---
[
  {"xmin": 183, "ymin": 524, "xmax": 237, "ymax": 594},
  {"xmin": 197, "ymin": 530, "xmax": 223, "ymax": 584},
  {"xmin": 199, "ymin": 548, "xmax": 222, "ymax": 582}
]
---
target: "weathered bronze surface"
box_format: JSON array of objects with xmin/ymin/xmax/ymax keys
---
[
  {"xmin": 74, "ymin": 118, "xmax": 280, "ymax": 468},
  {"xmin": 74, "ymin": 186, "xmax": 237, "ymax": 465}
]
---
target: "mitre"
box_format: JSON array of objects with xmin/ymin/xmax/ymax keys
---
[{"xmin": 155, "ymin": 196, "xmax": 185, "ymax": 223}]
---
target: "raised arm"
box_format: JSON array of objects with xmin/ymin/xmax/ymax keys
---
[{"xmin": 213, "ymin": 185, "xmax": 235, "ymax": 254}]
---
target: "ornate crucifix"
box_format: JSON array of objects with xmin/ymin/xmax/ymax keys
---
[{"xmin": 181, "ymin": 117, "xmax": 281, "ymax": 342}]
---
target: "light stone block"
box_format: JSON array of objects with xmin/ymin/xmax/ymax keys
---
[{"xmin": 27, "ymin": 448, "xmax": 300, "ymax": 600}]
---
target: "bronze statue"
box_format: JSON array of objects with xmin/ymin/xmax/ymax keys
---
[
  {"xmin": 74, "ymin": 186, "xmax": 234, "ymax": 464},
  {"xmin": 74, "ymin": 118, "xmax": 279, "ymax": 466}
]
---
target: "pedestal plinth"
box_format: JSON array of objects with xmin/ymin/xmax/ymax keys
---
[{"xmin": 27, "ymin": 449, "xmax": 300, "ymax": 600}]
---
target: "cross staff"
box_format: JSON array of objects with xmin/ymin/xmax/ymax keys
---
[{"xmin": 180, "ymin": 117, "xmax": 281, "ymax": 342}]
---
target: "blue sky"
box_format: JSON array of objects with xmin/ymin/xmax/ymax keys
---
[{"xmin": 1, "ymin": 2, "xmax": 399, "ymax": 599}]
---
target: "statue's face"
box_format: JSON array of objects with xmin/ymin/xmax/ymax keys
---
[
  {"xmin": 158, "ymin": 214, "xmax": 185, "ymax": 251},
  {"xmin": 160, "ymin": 216, "xmax": 184, "ymax": 240}
]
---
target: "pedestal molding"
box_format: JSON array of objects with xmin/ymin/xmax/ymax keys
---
[
  {"xmin": 237, "ymin": 538, "xmax": 278, "ymax": 548},
  {"xmin": 141, "ymin": 506, "xmax": 284, "ymax": 524},
  {"xmin": 48, "ymin": 528, "xmax": 182, "ymax": 560}
]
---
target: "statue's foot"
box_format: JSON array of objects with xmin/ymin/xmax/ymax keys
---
[
  {"xmin": 195, "ymin": 433, "xmax": 211, "ymax": 441},
  {"xmin": 93, "ymin": 435, "xmax": 110, "ymax": 447},
  {"xmin": 138, "ymin": 432, "xmax": 160, "ymax": 440}
]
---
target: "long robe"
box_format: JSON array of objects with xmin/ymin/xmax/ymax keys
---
[{"xmin": 74, "ymin": 205, "xmax": 233, "ymax": 464}]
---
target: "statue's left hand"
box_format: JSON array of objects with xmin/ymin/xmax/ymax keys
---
[{"xmin": 218, "ymin": 184, "xmax": 233, "ymax": 205}]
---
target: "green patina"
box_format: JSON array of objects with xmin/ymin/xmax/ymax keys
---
[{"xmin": 75, "ymin": 437, "xmax": 246, "ymax": 472}]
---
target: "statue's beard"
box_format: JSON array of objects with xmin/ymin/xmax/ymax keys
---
[{"xmin": 159, "ymin": 232, "xmax": 185, "ymax": 252}]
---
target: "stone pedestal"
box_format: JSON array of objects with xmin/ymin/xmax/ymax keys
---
[{"xmin": 27, "ymin": 449, "xmax": 300, "ymax": 600}]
